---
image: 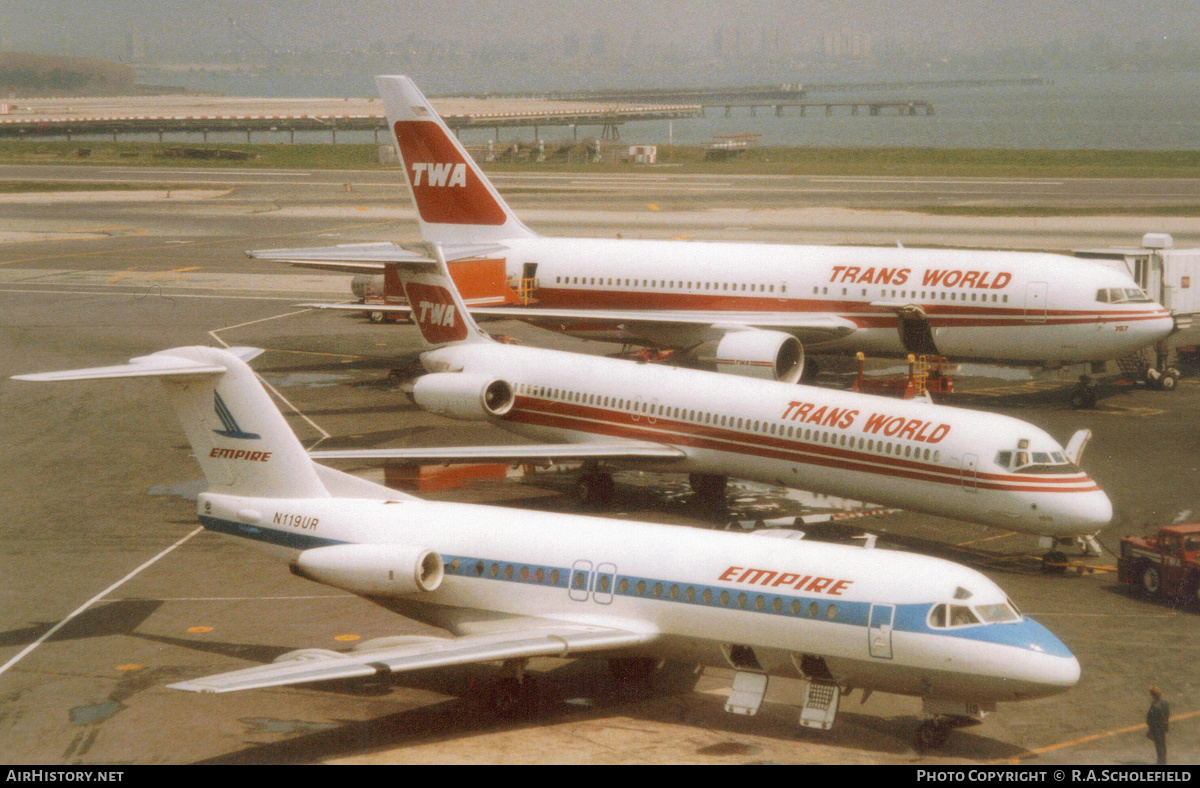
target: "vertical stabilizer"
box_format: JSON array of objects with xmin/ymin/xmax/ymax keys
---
[
  {"xmin": 14, "ymin": 347, "xmax": 330, "ymax": 499},
  {"xmin": 375, "ymin": 75, "xmax": 536, "ymax": 245},
  {"xmin": 396, "ymin": 245, "xmax": 495, "ymax": 351}
]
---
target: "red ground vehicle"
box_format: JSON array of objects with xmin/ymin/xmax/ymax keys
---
[{"xmin": 1117, "ymin": 524, "xmax": 1200, "ymax": 603}]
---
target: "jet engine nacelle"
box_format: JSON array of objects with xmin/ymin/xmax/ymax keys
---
[
  {"xmin": 291, "ymin": 543, "xmax": 444, "ymax": 597},
  {"xmin": 411, "ymin": 372, "xmax": 515, "ymax": 420},
  {"xmin": 712, "ymin": 330, "xmax": 804, "ymax": 383},
  {"xmin": 351, "ymin": 274, "xmax": 385, "ymax": 301}
]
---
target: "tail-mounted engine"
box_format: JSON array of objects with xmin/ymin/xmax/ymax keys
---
[
  {"xmin": 291, "ymin": 543, "xmax": 444, "ymax": 597},
  {"xmin": 709, "ymin": 330, "xmax": 805, "ymax": 383},
  {"xmin": 411, "ymin": 372, "xmax": 515, "ymax": 420}
]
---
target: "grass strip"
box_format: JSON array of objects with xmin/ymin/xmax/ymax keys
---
[{"xmin": 2, "ymin": 140, "xmax": 1200, "ymax": 179}]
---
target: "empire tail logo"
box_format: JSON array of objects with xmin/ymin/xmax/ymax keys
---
[
  {"xmin": 393, "ymin": 120, "xmax": 507, "ymax": 226},
  {"xmin": 403, "ymin": 281, "xmax": 470, "ymax": 344},
  {"xmin": 211, "ymin": 391, "xmax": 261, "ymax": 440}
]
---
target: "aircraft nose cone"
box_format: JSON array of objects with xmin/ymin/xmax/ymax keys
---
[
  {"xmin": 1021, "ymin": 618, "xmax": 1081, "ymax": 693},
  {"xmin": 1037, "ymin": 484, "xmax": 1112, "ymax": 535},
  {"xmin": 1072, "ymin": 486, "xmax": 1113, "ymax": 532}
]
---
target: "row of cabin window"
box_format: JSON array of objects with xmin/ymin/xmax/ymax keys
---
[
  {"xmin": 815, "ymin": 286, "xmax": 1009, "ymax": 303},
  {"xmin": 555, "ymin": 276, "xmax": 782, "ymax": 293},
  {"xmin": 516, "ymin": 382, "xmax": 941, "ymax": 462},
  {"xmin": 453, "ymin": 558, "xmax": 842, "ymax": 619}
]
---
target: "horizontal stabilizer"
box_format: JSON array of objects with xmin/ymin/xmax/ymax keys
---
[
  {"xmin": 310, "ymin": 441, "xmax": 686, "ymax": 464},
  {"xmin": 169, "ymin": 620, "xmax": 654, "ymax": 694},
  {"xmin": 12, "ymin": 352, "xmax": 229, "ymax": 382},
  {"xmin": 248, "ymin": 242, "xmax": 510, "ymax": 272}
]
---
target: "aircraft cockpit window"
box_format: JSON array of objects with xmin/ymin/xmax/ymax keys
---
[
  {"xmin": 975, "ymin": 603, "xmax": 1019, "ymax": 623},
  {"xmin": 929, "ymin": 599, "xmax": 1020, "ymax": 629},
  {"xmin": 1096, "ymin": 288, "xmax": 1110, "ymax": 303},
  {"xmin": 949, "ymin": 605, "xmax": 980, "ymax": 627},
  {"xmin": 995, "ymin": 448, "xmax": 1080, "ymax": 474},
  {"xmin": 929, "ymin": 604, "xmax": 948, "ymax": 628},
  {"xmin": 1125, "ymin": 288, "xmax": 1153, "ymax": 303},
  {"xmin": 953, "ymin": 586, "xmax": 972, "ymax": 600}
]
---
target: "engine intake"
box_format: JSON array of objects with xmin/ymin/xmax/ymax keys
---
[
  {"xmin": 291, "ymin": 543, "xmax": 444, "ymax": 597},
  {"xmin": 712, "ymin": 330, "xmax": 804, "ymax": 383},
  {"xmin": 412, "ymin": 372, "xmax": 515, "ymax": 420}
]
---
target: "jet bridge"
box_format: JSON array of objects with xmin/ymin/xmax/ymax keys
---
[
  {"xmin": 1075, "ymin": 233, "xmax": 1200, "ymax": 344},
  {"xmin": 1074, "ymin": 233, "xmax": 1200, "ymax": 396}
]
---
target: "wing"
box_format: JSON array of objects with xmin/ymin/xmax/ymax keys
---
[
  {"xmin": 168, "ymin": 619, "xmax": 656, "ymax": 694},
  {"xmin": 310, "ymin": 441, "xmax": 686, "ymax": 464}
]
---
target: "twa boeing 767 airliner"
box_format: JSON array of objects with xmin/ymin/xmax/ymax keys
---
[
  {"xmin": 254, "ymin": 75, "xmax": 1178, "ymax": 396},
  {"xmin": 307, "ymin": 243, "xmax": 1112, "ymax": 566},
  {"xmin": 14, "ymin": 345, "xmax": 1079, "ymax": 750}
]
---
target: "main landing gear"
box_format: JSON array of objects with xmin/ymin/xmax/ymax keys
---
[
  {"xmin": 688, "ymin": 473, "xmax": 728, "ymax": 503},
  {"xmin": 1070, "ymin": 375, "xmax": 1099, "ymax": 410},
  {"xmin": 575, "ymin": 467, "xmax": 615, "ymax": 507},
  {"xmin": 486, "ymin": 659, "xmax": 539, "ymax": 718}
]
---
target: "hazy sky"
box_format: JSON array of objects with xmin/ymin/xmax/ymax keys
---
[{"xmin": 6, "ymin": 1, "xmax": 1200, "ymax": 60}]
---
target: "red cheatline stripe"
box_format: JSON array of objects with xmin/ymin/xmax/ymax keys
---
[
  {"xmin": 521, "ymin": 395, "xmax": 1096, "ymax": 485},
  {"xmin": 534, "ymin": 289, "xmax": 1169, "ymax": 328},
  {"xmin": 505, "ymin": 397, "xmax": 1099, "ymax": 493}
]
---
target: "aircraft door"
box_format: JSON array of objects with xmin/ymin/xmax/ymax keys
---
[
  {"xmin": 593, "ymin": 562, "xmax": 617, "ymax": 604},
  {"xmin": 648, "ymin": 398, "xmax": 659, "ymax": 424},
  {"xmin": 569, "ymin": 560, "xmax": 593, "ymax": 602},
  {"xmin": 868, "ymin": 604, "xmax": 895, "ymax": 659},
  {"xmin": 961, "ymin": 453, "xmax": 978, "ymax": 491},
  {"xmin": 1024, "ymin": 281, "xmax": 1048, "ymax": 324},
  {"xmin": 518, "ymin": 262, "xmax": 539, "ymax": 304}
]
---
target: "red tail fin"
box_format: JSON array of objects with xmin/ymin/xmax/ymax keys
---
[
  {"xmin": 376, "ymin": 75, "xmax": 535, "ymax": 244},
  {"xmin": 403, "ymin": 281, "xmax": 470, "ymax": 345},
  {"xmin": 393, "ymin": 121, "xmax": 507, "ymax": 227}
]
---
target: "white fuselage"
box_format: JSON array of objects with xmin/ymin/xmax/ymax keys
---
[
  {"xmin": 495, "ymin": 238, "xmax": 1174, "ymax": 364},
  {"xmin": 197, "ymin": 492, "xmax": 1080, "ymax": 706},
  {"xmin": 421, "ymin": 341, "xmax": 1112, "ymax": 537}
]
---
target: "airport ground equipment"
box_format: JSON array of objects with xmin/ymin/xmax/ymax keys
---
[
  {"xmin": 1073, "ymin": 233, "xmax": 1200, "ymax": 405},
  {"xmin": 1117, "ymin": 524, "xmax": 1200, "ymax": 603}
]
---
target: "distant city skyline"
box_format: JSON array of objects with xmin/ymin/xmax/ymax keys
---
[{"xmin": 6, "ymin": 1, "xmax": 1200, "ymax": 64}]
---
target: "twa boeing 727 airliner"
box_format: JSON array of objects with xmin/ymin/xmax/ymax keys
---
[
  {"xmin": 254, "ymin": 75, "xmax": 1177, "ymax": 395},
  {"xmin": 308, "ymin": 243, "xmax": 1112, "ymax": 564},
  {"xmin": 14, "ymin": 345, "xmax": 1079, "ymax": 749}
]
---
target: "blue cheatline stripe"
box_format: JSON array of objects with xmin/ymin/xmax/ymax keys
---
[
  {"xmin": 894, "ymin": 604, "xmax": 1074, "ymax": 657},
  {"xmin": 199, "ymin": 515, "xmax": 344, "ymax": 550},
  {"xmin": 199, "ymin": 518, "xmax": 1065, "ymax": 656},
  {"xmin": 441, "ymin": 552, "xmax": 870, "ymax": 629}
]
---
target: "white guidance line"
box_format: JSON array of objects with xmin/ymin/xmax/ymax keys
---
[{"xmin": 0, "ymin": 527, "xmax": 204, "ymax": 681}]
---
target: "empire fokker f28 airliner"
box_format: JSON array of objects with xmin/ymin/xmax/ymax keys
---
[
  {"xmin": 254, "ymin": 75, "xmax": 1178, "ymax": 393},
  {"xmin": 13, "ymin": 345, "xmax": 1080, "ymax": 749},
  {"xmin": 309, "ymin": 243, "xmax": 1112, "ymax": 564}
]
